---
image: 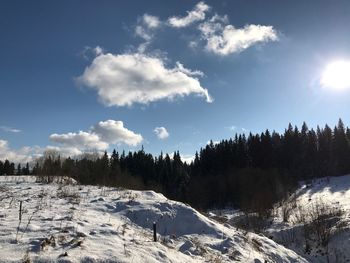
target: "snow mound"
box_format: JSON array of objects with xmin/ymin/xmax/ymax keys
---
[{"xmin": 0, "ymin": 176, "xmax": 307, "ymax": 262}]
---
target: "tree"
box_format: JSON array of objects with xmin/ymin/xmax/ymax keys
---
[
  {"xmin": 17, "ymin": 164, "xmax": 21, "ymax": 175},
  {"xmin": 332, "ymin": 119, "xmax": 350, "ymax": 175}
]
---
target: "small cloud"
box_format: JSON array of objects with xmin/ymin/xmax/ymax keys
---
[
  {"xmin": 228, "ymin": 125, "xmax": 236, "ymax": 131},
  {"xmin": 181, "ymin": 154, "xmax": 195, "ymax": 164},
  {"xmin": 50, "ymin": 119, "xmax": 143, "ymax": 151},
  {"xmin": 94, "ymin": 46, "xmax": 104, "ymax": 56},
  {"xmin": 206, "ymin": 140, "xmax": 220, "ymax": 145},
  {"xmin": 198, "ymin": 14, "xmax": 278, "ymax": 56},
  {"xmin": 188, "ymin": 40, "xmax": 199, "ymax": 49},
  {"xmin": 135, "ymin": 13, "xmax": 161, "ymax": 42},
  {"xmin": 168, "ymin": 1, "xmax": 210, "ymax": 28},
  {"xmin": 0, "ymin": 126, "xmax": 21, "ymax": 133},
  {"xmin": 79, "ymin": 46, "xmax": 104, "ymax": 60},
  {"xmin": 142, "ymin": 14, "xmax": 161, "ymax": 29},
  {"xmin": 154, "ymin": 127, "xmax": 169, "ymax": 140}
]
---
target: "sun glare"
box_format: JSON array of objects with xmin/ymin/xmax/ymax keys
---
[{"xmin": 321, "ymin": 60, "xmax": 350, "ymax": 90}]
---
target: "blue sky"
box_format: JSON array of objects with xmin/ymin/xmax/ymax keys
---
[{"xmin": 1, "ymin": 0, "xmax": 350, "ymax": 163}]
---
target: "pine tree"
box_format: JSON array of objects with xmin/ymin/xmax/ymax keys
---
[
  {"xmin": 17, "ymin": 164, "xmax": 21, "ymax": 175},
  {"xmin": 333, "ymin": 119, "xmax": 350, "ymax": 175}
]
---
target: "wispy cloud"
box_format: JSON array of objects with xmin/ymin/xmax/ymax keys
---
[
  {"xmin": 135, "ymin": 14, "xmax": 161, "ymax": 41},
  {"xmin": 79, "ymin": 46, "xmax": 104, "ymax": 60},
  {"xmin": 165, "ymin": 2, "xmax": 278, "ymax": 55},
  {"xmin": 199, "ymin": 14, "xmax": 278, "ymax": 56},
  {"xmin": 168, "ymin": 1, "xmax": 210, "ymax": 28},
  {"xmin": 0, "ymin": 126, "xmax": 21, "ymax": 133},
  {"xmin": 134, "ymin": 13, "xmax": 162, "ymax": 52},
  {"xmin": 78, "ymin": 52, "xmax": 212, "ymax": 107},
  {"xmin": 228, "ymin": 125, "xmax": 236, "ymax": 131}
]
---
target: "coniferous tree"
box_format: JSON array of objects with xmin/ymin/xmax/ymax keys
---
[
  {"xmin": 17, "ymin": 164, "xmax": 21, "ymax": 175},
  {"xmin": 333, "ymin": 119, "xmax": 350, "ymax": 175}
]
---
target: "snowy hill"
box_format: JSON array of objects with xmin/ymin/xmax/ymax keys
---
[
  {"xmin": 265, "ymin": 175, "xmax": 350, "ymax": 262},
  {"xmin": 0, "ymin": 176, "xmax": 306, "ymax": 263}
]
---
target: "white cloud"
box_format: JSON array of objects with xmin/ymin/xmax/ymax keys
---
[
  {"xmin": 168, "ymin": 1, "xmax": 210, "ymax": 28},
  {"xmin": 135, "ymin": 14, "xmax": 161, "ymax": 41},
  {"xmin": 80, "ymin": 46, "xmax": 104, "ymax": 60},
  {"xmin": 0, "ymin": 139, "xmax": 35, "ymax": 164},
  {"xmin": 45, "ymin": 146, "xmax": 83, "ymax": 157},
  {"xmin": 206, "ymin": 140, "xmax": 220, "ymax": 145},
  {"xmin": 142, "ymin": 14, "xmax": 161, "ymax": 29},
  {"xmin": 135, "ymin": 25, "xmax": 152, "ymax": 41},
  {"xmin": 94, "ymin": 46, "xmax": 104, "ymax": 56},
  {"xmin": 180, "ymin": 154, "xmax": 195, "ymax": 164},
  {"xmin": 78, "ymin": 52, "xmax": 212, "ymax": 107},
  {"xmin": 175, "ymin": 62, "xmax": 204, "ymax": 77},
  {"xmin": 50, "ymin": 120, "xmax": 143, "ymax": 152},
  {"xmin": 228, "ymin": 125, "xmax": 236, "ymax": 131},
  {"xmin": 188, "ymin": 40, "xmax": 198, "ymax": 49},
  {"xmin": 50, "ymin": 131, "xmax": 108, "ymax": 151},
  {"xmin": 154, "ymin": 127, "xmax": 169, "ymax": 140},
  {"xmin": 199, "ymin": 16, "xmax": 278, "ymax": 55},
  {"xmin": 0, "ymin": 126, "xmax": 21, "ymax": 133},
  {"xmin": 91, "ymin": 120, "xmax": 143, "ymax": 146}
]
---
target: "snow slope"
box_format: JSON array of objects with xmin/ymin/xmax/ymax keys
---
[
  {"xmin": 0, "ymin": 176, "xmax": 307, "ymax": 263},
  {"xmin": 266, "ymin": 175, "xmax": 350, "ymax": 262}
]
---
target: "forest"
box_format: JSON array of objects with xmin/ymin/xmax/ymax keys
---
[{"xmin": 1, "ymin": 119, "xmax": 350, "ymax": 214}]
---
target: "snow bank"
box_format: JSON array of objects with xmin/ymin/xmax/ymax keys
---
[{"xmin": 0, "ymin": 176, "xmax": 307, "ymax": 262}]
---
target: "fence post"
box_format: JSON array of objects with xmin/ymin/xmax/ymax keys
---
[
  {"xmin": 153, "ymin": 222, "xmax": 157, "ymax": 242},
  {"xmin": 19, "ymin": 201, "xmax": 22, "ymax": 221}
]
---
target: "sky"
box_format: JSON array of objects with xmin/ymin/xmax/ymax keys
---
[{"xmin": 1, "ymin": 0, "xmax": 350, "ymax": 164}]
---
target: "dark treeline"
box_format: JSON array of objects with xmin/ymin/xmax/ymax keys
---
[
  {"xmin": 0, "ymin": 160, "xmax": 30, "ymax": 175},
  {"xmin": 4, "ymin": 119, "xmax": 350, "ymax": 214},
  {"xmin": 0, "ymin": 160, "xmax": 16, "ymax": 175}
]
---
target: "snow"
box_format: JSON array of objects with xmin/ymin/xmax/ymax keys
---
[
  {"xmin": 262, "ymin": 175, "xmax": 350, "ymax": 262},
  {"xmin": 0, "ymin": 176, "xmax": 306, "ymax": 262}
]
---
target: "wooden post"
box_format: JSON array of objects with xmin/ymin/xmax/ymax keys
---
[
  {"xmin": 153, "ymin": 222, "xmax": 157, "ymax": 242},
  {"xmin": 19, "ymin": 201, "xmax": 22, "ymax": 221}
]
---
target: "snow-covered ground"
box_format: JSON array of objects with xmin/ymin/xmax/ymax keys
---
[
  {"xmin": 0, "ymin": 176, "xmax": 306, "ymax": 263},
  {"xmin": 267, "ymin": 175, "xmax": 350, "ymax": 262},
  {"xmin": 211, "ymin": 175, "xmax": 350, "ymax": 263}
]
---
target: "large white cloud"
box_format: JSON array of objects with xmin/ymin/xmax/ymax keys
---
[
  {"xmin": 78, "ymin": 52, "xmax": 212, "ymax": 107},
  {"xmin": 154, "ymin": 127, "xmax": 169, "ymax": 140},
  {"xmin": 168, "ymin": 1, "xmax": 210, "ymax": 28},
  {"xmin": 199, "ymin": 15, "xmax": 278, "ymax": 56},
  {"xmin": 50, "ymin": 120, "xmax": 143, "ymax": 151}
]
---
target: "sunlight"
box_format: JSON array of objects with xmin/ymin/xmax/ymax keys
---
[{"xmin": 320, "ymin": 60, "xmax": 350, "ymax": 90}]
